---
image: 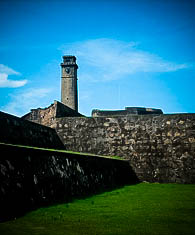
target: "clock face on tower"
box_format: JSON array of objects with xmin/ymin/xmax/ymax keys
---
[{"xmin": 65, "ymin": 68, "xmax": 70, "ymax": 74}]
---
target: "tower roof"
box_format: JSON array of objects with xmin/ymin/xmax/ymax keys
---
[
  {"xmin": 62, "ymin": 55, "xmax": 77, "ymax": 65},
  {"xmin": 63, "ymin": 55, "xmax": 76, "ymax": 59}
]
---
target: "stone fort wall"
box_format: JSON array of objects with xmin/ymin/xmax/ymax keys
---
[
  {"xmin": 0, "ymin": 143, "xmax": 136, "ymax": 221},
  {"xmin": 0, "ymin": 111, "xmax": 64, "ymax": 149},
  {"xmin": 1, "ymin": 111, "xmax": 195, "ymax": 187},
  {"xmin": 53, "ymin": 114, "xmax": 195, "ymax": 183},
  {"xmin": 0, "ymin": 111, "xmax": 137, "ymax": 221}
]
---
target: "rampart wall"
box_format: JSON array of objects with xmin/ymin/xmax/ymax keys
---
[
  {"xmin": 0, "ymin": 111, "xmax": 64, "ymax": 149},
  {"xmin": 0, "ymin": 143, "xmax": 137, "ymax": 221},
  {"xmin": 53, "ymin": 114, "xmax": 195, "ymax": 183}
]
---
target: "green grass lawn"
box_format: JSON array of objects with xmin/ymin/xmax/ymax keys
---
[{"xmin": 0, "ymin": 183, "xmax": 195, "ymax": 235}]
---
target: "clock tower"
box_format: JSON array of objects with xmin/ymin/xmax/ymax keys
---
[{"xmin": 61, "ymin": 55, "xmax": 78, "ymax": 112}]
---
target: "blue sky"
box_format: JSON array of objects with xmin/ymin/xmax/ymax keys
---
[{"xmin": 0, "ymin": 0, "xmax": 194, "ymax": 117}]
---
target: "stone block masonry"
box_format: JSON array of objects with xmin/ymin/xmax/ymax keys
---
[
  {"xmin": 0, "ymin": 143, "xmax": 138, "ymax": 221},
  {"xmin": 0, "ymin": 111, "xmax": 64, "ymax": 149},
  {"xmin": 54, "ymin": 114, "xmax": 195, "ymax": 183}
]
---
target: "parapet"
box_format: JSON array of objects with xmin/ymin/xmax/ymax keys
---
[{"xmin": 92, "ymin": 107, "xmax": 163, "ymax": 117}]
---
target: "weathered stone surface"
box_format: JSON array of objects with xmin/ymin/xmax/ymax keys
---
[
  {"xmin": 22, "ymin": 100, "xmax": 83, "ymax": 127},
  {"xmin": 1, "ymin": 111, "xmax": 195, "ymax": 184},
  {"xmin": 0, "ymin": 111, "xmax": 64, "ymax": 149},
  {"xmin": 54, "ymin": 114, "xmax": 195, "ymax": 183},
  {"xmin": 0, "ymin": 143, "xmax": 137, "ymax": 221}
]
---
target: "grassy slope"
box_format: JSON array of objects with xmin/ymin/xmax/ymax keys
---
[
  {"xmin": 0, "ymin": 142, "xmax": 121, "ymax": 160},
  {"xmin": 0, "ymin": 183, "xmax": 195, "ymax": 235}
]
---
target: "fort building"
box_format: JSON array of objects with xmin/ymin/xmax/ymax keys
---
[
  {"xmin": 19, "ymin": 55, "xmax": 195, "ymax": 184},
  {"xmin": 23, "ymin": 55, "xmax": 163, "ymax": 122},
  {"xmin": 22, "ymin": 100, "xmax": 83, "ymax": 127}
]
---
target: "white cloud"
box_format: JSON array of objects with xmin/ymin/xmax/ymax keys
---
[
  {"xmin": 0, "ymin": 64, "xmax": 27, "ymax": 88},
  {"xmin": 0, "ymin": 73, "xmax": 27, "ymax": 88},
  {"xmin": 0, "ymin": 64, "xmax": 21, "ymax": 75},
  {"xmin": 60, "ymin": 38, "xmax": 189, "ymax": 81},
  {"xmin": 1, "ymin": 88, "xmax": 52, "ymax": 117}
]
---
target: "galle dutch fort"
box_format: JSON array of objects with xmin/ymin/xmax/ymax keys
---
[{"xmin": 0, "ymin": 55, "xmax": 194, "ymax": 221}]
